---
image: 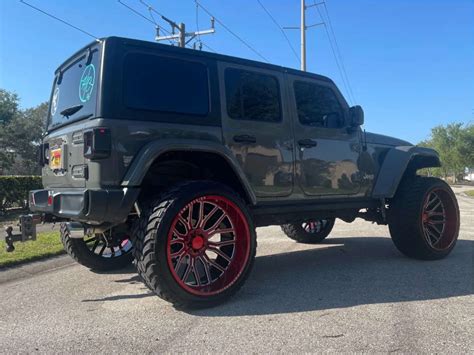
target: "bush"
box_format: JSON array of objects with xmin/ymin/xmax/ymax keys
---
[{"xmin": 0, "ymin": 176, "xmax": 42, "ymax": 213}]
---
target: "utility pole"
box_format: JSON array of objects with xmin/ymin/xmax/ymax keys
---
[
  {"xmin": 284, "ymin": 1, "xmax": 325, "ymax": 71},
  {"xmin": 301, "ymin": 0, "xmax": 306, "ymax": 71},
  {"xmin": 156, "ymin": 16, "xmax": 215, "ymax": 48}
]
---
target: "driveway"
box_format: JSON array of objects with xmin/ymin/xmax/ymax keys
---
[{"xmin": 1, "ymin": 192, "xmax": 473, "ymax": 353}]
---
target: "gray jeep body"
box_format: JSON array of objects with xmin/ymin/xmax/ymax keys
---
[{"xmin": 29, "ymin": 36, "xmax": 440, "ymax": 229}]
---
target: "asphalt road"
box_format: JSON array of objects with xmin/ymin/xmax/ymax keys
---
[{"xmin": 1, "ymin": 188, "xmax": 473, "ymax": 353}]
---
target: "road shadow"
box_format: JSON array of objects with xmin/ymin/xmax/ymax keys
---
[{"xmin": 185, "ymin": 236, "xmax": 474, "ymax": 316}]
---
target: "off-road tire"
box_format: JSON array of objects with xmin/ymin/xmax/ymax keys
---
[
  {"xmin": 281, "ymin": 218, "xmax": 335, "ymax": 244},
  {"xmin": 60, "ymin": 223, "xmax": 134, "ymax": 271},
  {"xmin": 133, "ymin": 181, "xmax": 257, "ymax": 308},
  {"xmin": 388, "ymin": 176, "xmax": 460, "ymax": 260}
]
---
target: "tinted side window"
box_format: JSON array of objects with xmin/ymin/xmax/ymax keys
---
[
  {"xmin": 225, "ymin": 68, "xmax": 281, "ymax": 122},
  {"xmin": 294, "ymin": 81, "xmax": 344, "ymax": 128},
  {"xmin": 124, "ymin": 53, "xmax": 209, "ymax": 116}
]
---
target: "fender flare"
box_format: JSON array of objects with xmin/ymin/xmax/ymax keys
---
[
  {"xmin": 121, "ymin": 139, "xmax": 257, "ymax": 205},
  {"xmin": 371, "ymin": 146, "xmax": 441, "ymax": 199}
]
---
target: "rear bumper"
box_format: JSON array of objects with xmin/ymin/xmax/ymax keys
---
[{"xmin": 29, "ymin": 187, "xmax": 140, "ymax": 224}]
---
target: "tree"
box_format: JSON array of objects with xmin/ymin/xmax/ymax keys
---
[
  {"xmin": 0, "ymin": 89, "xmax": 21, "ymax": 172},
  {"xmin": 0, "ymin": 88, "xmax": 48, "ymax": 175},
  {"xmin": 420, "ymin": 123, "xmax": 474, "ymax": 182},
  {"xmin": 0, "ymin": 89, "xmax": 19, "ymax": 125},
  {"xmin": 6, "ymin": 102, "xmax": 48, "ymax": 175}
]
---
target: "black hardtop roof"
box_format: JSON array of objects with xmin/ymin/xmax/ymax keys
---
[{"xmin": 56, "ymin": 36, "xmax": 333, "ymax": 84}]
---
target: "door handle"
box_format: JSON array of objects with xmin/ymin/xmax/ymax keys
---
[
  {"xmin": 297, "ymin": 139, "xmax": 318, "ymax": 148},
  {"xmin": 233, "ymin": 135, "xmax": 257, "ymax": 144}
]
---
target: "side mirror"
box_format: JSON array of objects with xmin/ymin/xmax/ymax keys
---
[{"xmin": 349, "ymin": 105, "xmax": 364, "ymax": 127}]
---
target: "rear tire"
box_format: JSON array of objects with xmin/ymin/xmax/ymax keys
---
[
  {"xmin": 133, "ymin": 181, "xmax": 257, "ymax": 308},
  {"xmin": 388, "ymin": 176, "xmax": 460, "ymax": 260},
  {"xmin": 60, "ymin": 223, "xmax": 134, "ymax": 271},
  {"xmin": 281, "ymin": 218, "xmax": 335, "ymax": 244}
]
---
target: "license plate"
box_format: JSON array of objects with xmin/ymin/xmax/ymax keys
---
[{"xmin": 49, "ymin": 147, "xmax": 62, "ymax": 170}]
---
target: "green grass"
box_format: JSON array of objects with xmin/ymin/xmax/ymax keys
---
[
  {"xmin": 0, "ymin": 231, "xmax": 64, "ymax": 268},
  {"xmin": 466, "ymin": 190, "xmax": 474, "ymax": 197}
]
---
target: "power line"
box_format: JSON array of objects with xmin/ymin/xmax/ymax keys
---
[
  {"xmin": 321, "ymin": 2, "xmax": 356, "ymax": 103},
  {"xmin": 201, "ymin": 42, "xmax": 217, "ymax": 53},
  {"xmin": 315, "ymin": 1, "xmax": 356, "ymax": 104},
  {"xmin": 256, "ymin": 0, "xmax": 300, "ymax": 64},
  {"xmin": 195, "ymin": 0, "xmax": 269, "ymax": 63},
  {"xmin": 117, "ymin": 0, "xmax": 174, "ymax": 44},
  {"xmin": 20, "ymin": 0, "xmax": 99, "ymax": 41}
]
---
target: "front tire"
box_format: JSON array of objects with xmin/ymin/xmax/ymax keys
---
[
  {"xmin": 388, "ymin": 176, "xmax": 460, "ymax": 260},
  {"xmin": 281, "ymin": 218, "xmax": 335, "ymax": 244},
  {"xmin": 60, "ymin": 223, "xmax": 134, "ymax": 271},
  {"xmin": 134, "ymin": 181, "xmax": 257, "ymax": 308}
]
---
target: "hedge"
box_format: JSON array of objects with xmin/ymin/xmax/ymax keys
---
[{"xmin": 0, "ymin": 176, "xmax": 42, "ymax": 213}]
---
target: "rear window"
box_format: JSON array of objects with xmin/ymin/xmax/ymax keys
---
[
  {"xmin": 225, "ymin": 68, "xmax": 281, "ymax": 122},
  {"xmin": 123, "ymin": 53, "xmax": 209, "ymax": 116},
  {"xmin": 48, "ymin": 48, "xmax": 100, "ymax": 129}
]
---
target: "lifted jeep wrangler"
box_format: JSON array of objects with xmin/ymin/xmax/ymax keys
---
[{"xmin": 9, "ymin": 37, "xmax": 460, "ymax": 308}]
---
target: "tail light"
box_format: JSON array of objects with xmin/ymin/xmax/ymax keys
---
[
  {"xmin": 83, "ymin": 128, "xmax": 111, "ymax": 160},
  {"xmin": 37, "ymin": 142, "xmax": 50, "ymax": 166}
]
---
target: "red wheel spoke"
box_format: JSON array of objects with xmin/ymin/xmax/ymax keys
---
[
  {"xmin": 175, "ymin": 253, "xmax": 186, "ymax": 272},
  {"xmin": 208, "ymin": 246, "xmax": 232, "ymax": 263},
  {"xmin": 187, "ymin": 203, "xmax": 194, "ymax": 229},
  {"xmin": 192, "ymin": 263, "xmax": 201, "ymax": 286},
  {"xmin": 203, "ymin": 254, "xmax": 226, "ymax": 273},
  {"xmin": 205, "ymin": 212, "xmax": 228, "ymax": 235},
  {"xmin": 424, "ymin": 193, "xmax": 438, "ymax": 209},
  {"xmin": 194, "ymin": 201, "xmax": 205, "ymax": 229},
  {"xmin": 170, "ymin": 236, "xmax": 185, "ymax": 245},
  {"xmin": 172, "ymin": 227, "xmax": 187, "ymax": 239},
  {"xmin": 181, "ymin": 257, "xmax": 194, "ymax": 283},
  {"xmin": 209, "ymin": 239, "xmax": 235, "ymax": 248},
  {"xmin": 207, "ymin": 228, "xmax": 235, "ymax": 239},
  {"xmin": 427, "ymin": 212, "xmax": 444, "ymax": 217},
  {"xmin": 427, "ymin": 200, "xmax": 442, "ymax": 213},
  {"xmin": 426, "ymin": 223, "xmax": 443, "ymax": 235},
  {"xmin": 199, "ymin": 206, "xmax": 219, "ymax": 228},
  {"xmin": 170, "ymin": 248, "xmax": 186, "ymax": 258},
  {"xmin": 177, "ymin": 216, "xmax": 189, "ymax": 234},
  {"xmin": 198, "ymin": 256, "xmax": 212, "ymax": 284},
  {"xmin": 427, "ymin": 219, "xmax": 445, "ymax": 225}
]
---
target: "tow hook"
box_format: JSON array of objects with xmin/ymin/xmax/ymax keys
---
[{"xmin": 3, "ymin": 214, "xmax": 42, "ymax": 252}]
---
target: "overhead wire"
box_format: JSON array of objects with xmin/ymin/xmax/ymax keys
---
[
  {"xmin": 20, "ymin": 0, "xmax": 99, "ymax": 41},
  {"xmin": 195, "ymin": 0, "xmax": 270, "ymax": 63},
  {"xmin": 117, "ymin": 0, "xmax": 174, "ymax": 44},
  {"xmin": 314, "ymin": 1, "xmax": 356, "ymax": 104},
  {"xmin": 256, "ymin": 0, "xmax": 300, "ymax": 64}
]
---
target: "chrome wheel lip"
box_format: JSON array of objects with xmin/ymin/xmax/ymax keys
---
[
  {"xmin": 166, "ymin": 195, "xmax": 251, "ymax": 296},
  {"xmin": 421, "ymin": 188, "xmax": 456, "ymax": 251},
  {"xmin": 302, "ymin": 219, "xmax": 328, "ymax": 234},
  {"xmin": 84, "ymin": 231, "xmax": 133, "ymax": 258}
]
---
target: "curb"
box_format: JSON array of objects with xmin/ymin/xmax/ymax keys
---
[{"xmin": 0, "ymin": 254, "xmax": 75, "ymax": 285}]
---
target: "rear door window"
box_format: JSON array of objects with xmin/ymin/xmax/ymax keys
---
[
  {"xmin": 123, "ymin": 53, "xmax": 209, "ymax": 116},
  {"xmin": 225, "ymin": 68, "xmax": 281, "ymax": 122}
]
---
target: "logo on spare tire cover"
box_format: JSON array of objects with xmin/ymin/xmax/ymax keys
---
[{"xmin": 79, "ymin": 64, "xmax": 95, "ymax": 103}]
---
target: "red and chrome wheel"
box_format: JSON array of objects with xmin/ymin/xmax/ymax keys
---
[
  {"xmin": 281, "ymin": 218, "xmax": 335, "ymax": 244},
  {"xmin": 421, "ymin": 188, "xmax": 457, "ymax": 251},
  {"xmin": 389, "ymin": 176, "xmax": 460, "ymax": 260},
  {"xmin": 134, "ymin": 181, "xmax": 256, "ymax": 308},
  {"xmin": 167, "ymin": 195, "xmax": 251, "ymax": 295}
]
